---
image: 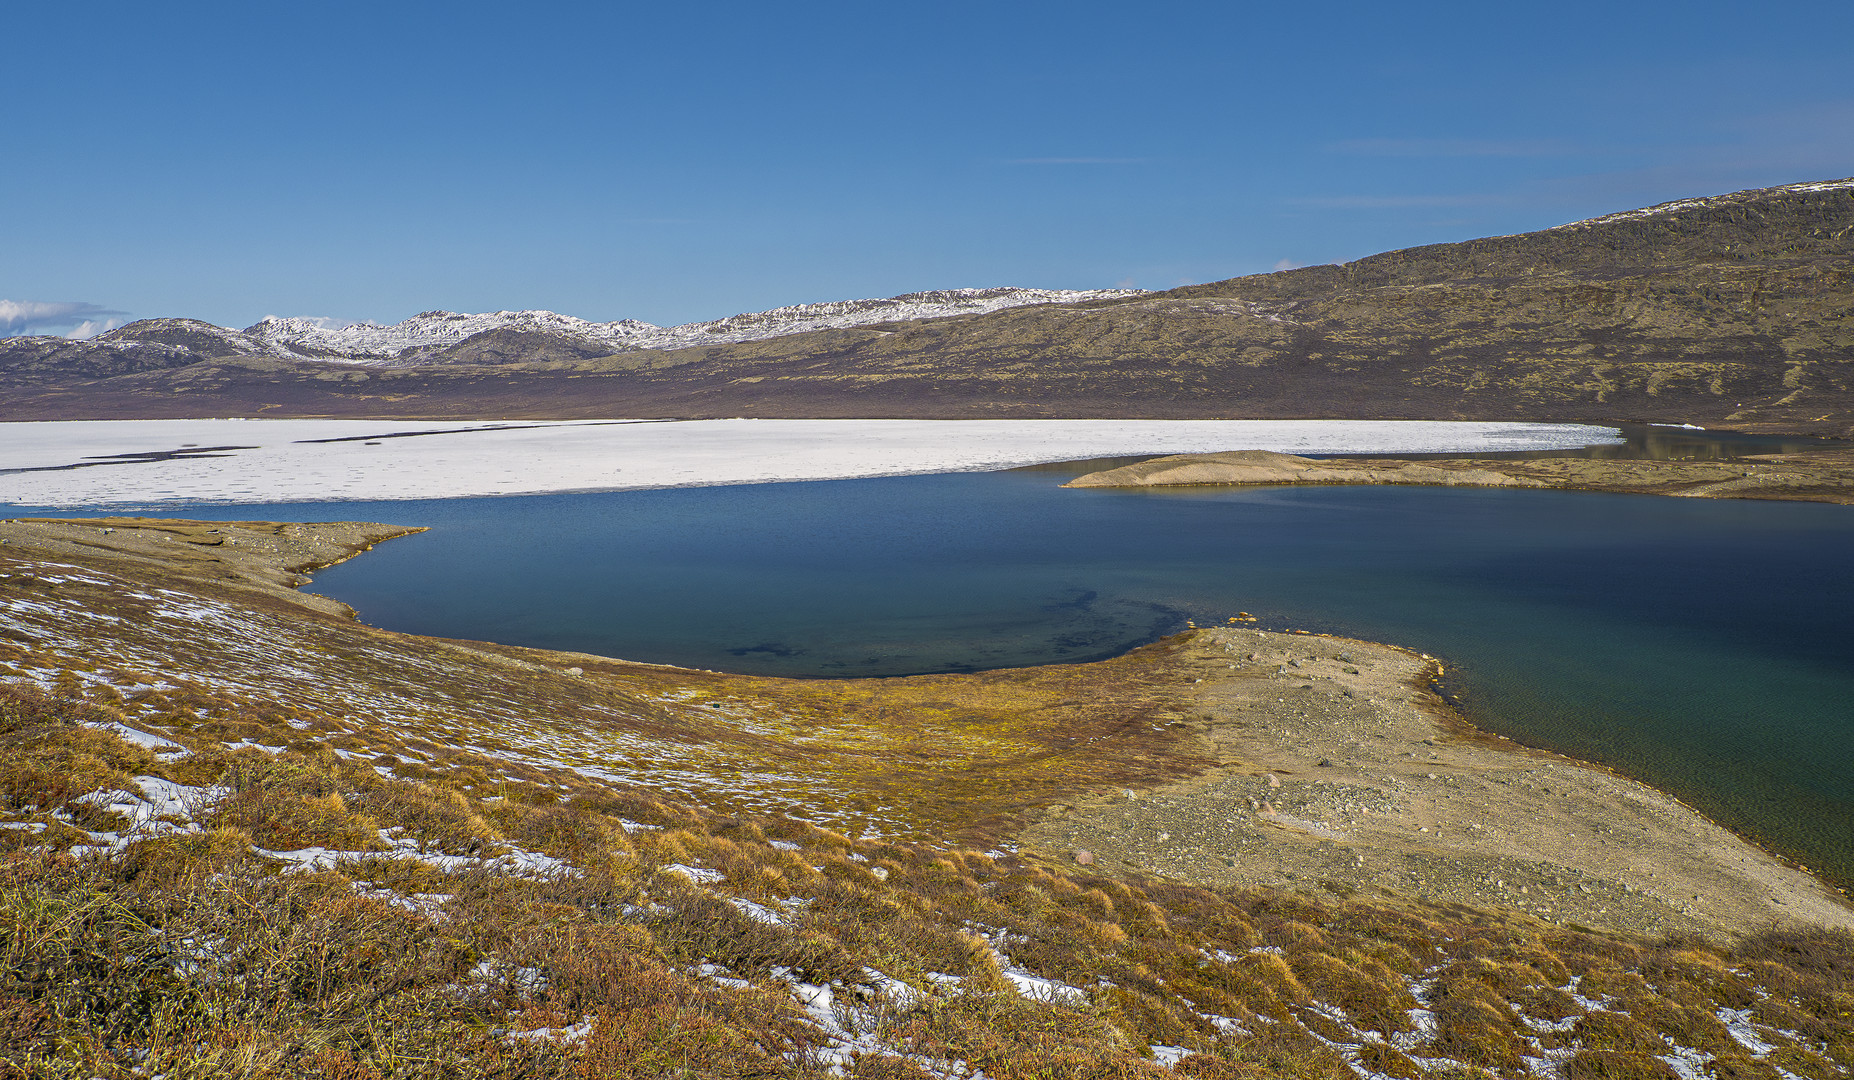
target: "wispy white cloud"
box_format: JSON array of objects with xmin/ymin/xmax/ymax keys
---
[
  {"xmin": 1271, "ymin": 258, "xmax": 1302, "ymax": 272},
  {"xmin": 66, "ymin": 319, "xmax": 126, "ymax": 339},
  {"xmin": 0, "ymin": 300, "xmax": 131, "ymax": 338},
  {"xmin": 1006, "ymin": 157, "xmax": 1146, "ymax": 165},
  {"xmin": 1327, "ymin": 137, "xmax": 1577, "ymax": 158}
]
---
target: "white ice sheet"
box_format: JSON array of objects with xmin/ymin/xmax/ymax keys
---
[{"xmin": 0, "ymin": 418, "xmax": 1622, "ymax": 508}]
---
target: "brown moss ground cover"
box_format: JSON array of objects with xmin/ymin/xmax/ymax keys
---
[{"xmin": 1, "ymin": 684, "xmax": 1851, "ymax": 1080}]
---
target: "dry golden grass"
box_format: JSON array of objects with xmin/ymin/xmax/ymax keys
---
[
  {"xmin": 0, "ymin": 683, "xmax": 1849, "ymax": 1079},
  {"xmin": 0, "ymin": 522, "xmax": 1215, "ymax": 851},
  {"xmin": 0, "ymin": 685, "xmax": 160, "ymax": 838}
]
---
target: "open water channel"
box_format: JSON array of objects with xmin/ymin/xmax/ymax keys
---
[{"xmin": 11, "ymin": 426, "xmax": 1853, "ymax": 888}]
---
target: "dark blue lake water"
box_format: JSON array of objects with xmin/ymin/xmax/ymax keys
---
[{"xmin": 13, "ymin": 469, "xmax": 1854, "ymax": 887}]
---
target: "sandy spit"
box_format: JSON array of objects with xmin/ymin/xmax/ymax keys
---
[
  {"xmin": 1017, "ymin": 627, "xmax": 1854, "ymax": 942},
  {"xmin": 1062, "ymin": 447, "xmax": 1854, "ymax": 504}
]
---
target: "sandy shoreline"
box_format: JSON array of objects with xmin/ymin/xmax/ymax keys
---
[
  {"xmin": 1048, "ymin": 444, "xmax": 1854, "ymax": 941},
  {"xmin": 1063, "ymin": 446, "xmax": 1854, "ymax": 504},
  {"xmin": 1017, "ymin": 627, "xmax": 1854, "ymax": 942}
]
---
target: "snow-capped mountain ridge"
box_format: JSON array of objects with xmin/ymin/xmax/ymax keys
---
[
  {"xmin": 247, "ymin": 309, "xmax": 663, "ymax": 359},
  {"xmin": 245, "ymin": 286, "xmax": 1143, "ymax": 362}
]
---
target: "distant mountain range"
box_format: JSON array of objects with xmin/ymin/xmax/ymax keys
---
[
  {"xmin": 254, "ymin": 287, "xmax": 1144, "ymax": 362},
  {"xmin": 5, "ymin": 180, "xmax": 1851, "ymax": 435},
  {"xmin": 1, "ymin": 287, "xmax": 1139, "ymax": 371}
]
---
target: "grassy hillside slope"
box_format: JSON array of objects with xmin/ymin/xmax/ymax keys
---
[
  {"xmin": 4, "ymin": 180, "xmax": 1852, "ymax": 434},
  {"xmin": 1, "ymin": 518, "xmax": 1851, "ymax": 1077}
]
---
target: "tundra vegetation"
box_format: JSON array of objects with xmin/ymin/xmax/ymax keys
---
[
  {"xmin": 0, "ymin": 520, "xmax": 1850, "ymax": 1077},
  {"xmin": 3, "ymin": 683, "xmax": 1853, "ymax": 1080}
]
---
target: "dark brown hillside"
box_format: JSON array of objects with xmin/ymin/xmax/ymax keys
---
[{"xmin": 4, "ymin": 179, "xmax": 1851, "ymax": 433}]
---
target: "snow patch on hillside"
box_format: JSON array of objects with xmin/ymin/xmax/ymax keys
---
[
  {"xmin": 646, "ymin": 287, "xmax": 1139, "ymax": 350},
  {"xmin": 245, "ymin": 287, "xmax": 1142, "ymax": 362},
  {"xmin": 1551, "ymin": 177, "xmax": 1854, "ymax": 231},
  {"xmin": 246, "ymin": 309, "xmax": 661, "ymax": 358}
]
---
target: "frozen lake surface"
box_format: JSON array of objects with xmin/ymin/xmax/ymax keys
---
[{"xmin": 0, "ymin": 418, "xmax": 1621, "ymax": 507}]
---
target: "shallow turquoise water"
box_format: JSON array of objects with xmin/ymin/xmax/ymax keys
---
[{"xmin": 11, "ymin": 472, "xmax": 1854, "ymax": 887}]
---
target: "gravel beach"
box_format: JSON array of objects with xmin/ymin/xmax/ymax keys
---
[{"xmin": 1019, "ymin": 626, "xmax": 1854, "ymax": 941}]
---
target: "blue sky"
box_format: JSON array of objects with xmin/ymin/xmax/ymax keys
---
[{"xmin": 5, "ymin": 0, "xmax": 1852, "ymax": 335}]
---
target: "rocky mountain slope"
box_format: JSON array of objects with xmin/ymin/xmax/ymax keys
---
[{"xmin": 4, "ymin": 179, "xmax": 1851, "ymax": 434}]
